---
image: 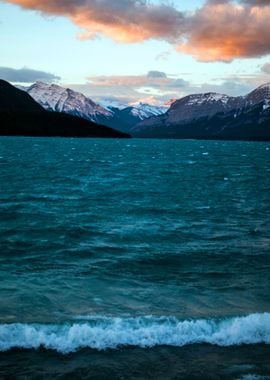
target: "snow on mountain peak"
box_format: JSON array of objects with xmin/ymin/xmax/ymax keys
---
[
  {"xmin": 256, "ymin": 83, "xmax": 270, "ymax": 90},
  {"xmin": 181, "ymin": 92, "xmax": 231, "ymax": 107},
  {"xmin": 245, "ymin": 83, "xmax": 270, "ymax": 106},
  {"xmin": 128, "ymin": 102, "xmax": 168, "ymax": 120},
  {"xmin": 26, "ymin": 82, "xmax": 113, "ymax": 121},
  {"xmin": 99, "ymin": 99, "xmax": 128, "ymax": 111}
]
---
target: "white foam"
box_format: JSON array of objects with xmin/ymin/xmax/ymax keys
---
[{"xmin": 0, "ymin": 313, "xmax": 269, "ymax": 354}]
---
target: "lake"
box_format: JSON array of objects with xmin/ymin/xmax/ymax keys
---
[{"xmin": 0, "ymin": 137, "xmax": 270, "ymax": 379}]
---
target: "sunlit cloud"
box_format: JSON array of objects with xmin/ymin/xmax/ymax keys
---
[
  {"xmin": 66, "ymin": 71, "xmax": 190, "ymax": 105},
  {"xmin": 4, "ymin": 0, "xmax": 184, "ymax": 42},
  {"xmin": 3, "ymin": 0, "xmax": 270, "ymax": 61},
  {"xmin": 65, "ymin": 71, "xmax": 264, "ymax": 105},
  {"xmin": 178, "ymin": 2, "xmax": 270, "ymax": 62},
  {"xmin": 86, "ymin": 71, "xmax": 189, "ymax": 92}
]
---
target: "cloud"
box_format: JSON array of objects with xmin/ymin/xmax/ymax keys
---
[
  {"xmin": 178, "ymin": 2, "xmax": 270, "ymax": 62},
  {"xmin": 87, "ymin": 74, "xmax": 148, "ymax": 88},
  {"xmin": 207, "ymin": 0, "xmax": 269, "ymax": 5},
  {"xmin": 239, "ymin": 0, "xmax": 270, "ymax": 6},
  {"xmin": 197, "ymin": 79, "xmax": 254, "ymax": 96},
  {"xmin": 0, "ymin": 66, "xmax": 60, "ymax": 83},
  {"xmin": 64, "ymin": 69, "xmax": 270, "ymax": 106},
  {"xmin": 69, "ymin": 71, "xmax": 261, "ymax": 105},
  {"xmin": 86, "ymin": 71, "xmax": 189, "ymax": 91},
  {"xmin": 147, "ymin": 71, "xmax": 167, "ymax": 78},
  {"xmin": 4, "ymin": 0, "xmax": 270, "ymax": 61},
  {"xmin": 67, "ymin": 71, "xmax": 190, "ymax": 105},
  {"xmin": 155, "ymin": 50, "xmax": 171, "ymax": 61},
  {"xmin": 261, "ymin": 63, "xmax": 270, "ymax": 74},
  {"xmin": 168, "ymin": 78, "xmax": 189, "ymax": 88},
  {"xmin": 5, "ymin": 0, "xmax": 184, "ymax": 42}
]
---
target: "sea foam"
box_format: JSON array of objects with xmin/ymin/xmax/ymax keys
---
[{"xmin": 0, "ymin": 313, "xmax": 269, "ymax": 354}]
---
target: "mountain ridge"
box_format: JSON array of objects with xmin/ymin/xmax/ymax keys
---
[
  {"xmin": 22, "ymin": 82, "xmax": 168, "ymax": 133},
  {"xmin": 10, "ymin": 79, "xmax": 270, "ymax": 140},
  {"xmin": 0, "ymin": 80, "xmax": 130, "ymax": 138},
  {"xmin": 132, "ymin": 83, "xmax": 270, "ymax": 140}
]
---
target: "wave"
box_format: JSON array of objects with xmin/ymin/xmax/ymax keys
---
[{"xmin": 0, "ymin": 313, "xmax": 270, "ymax": 354}]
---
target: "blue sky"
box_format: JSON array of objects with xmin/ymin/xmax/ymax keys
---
[{"xmin": 1, "ymin": 0, "xmax": 270, "ymax": 104}]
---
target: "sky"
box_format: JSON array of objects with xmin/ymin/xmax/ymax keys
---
[{"xmin": 1, "ymin": 0, "xmax": 270, "ymax": 105}]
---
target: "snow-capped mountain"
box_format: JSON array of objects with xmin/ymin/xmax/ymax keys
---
[
  {"xmin": 22, "ymin": 82, "xmax": 167, "ymax": 132},
  {"xmin": 132, "ymin": 83, "xmax": 270, "ymax": 140},
  {"xmin": 0, "ymin": 80, "xmax": 129, "ymax": 138},
  {"xmin": 245, "ymin": 83, "xmax": 270, "ymax": 107},
  {"xmin": 163, "ymin": 92, "xmax": 245, "ymax": 124},
  {"xmin": 9, "ymin": 80, "xmax": 270, "ymax": 140},
  {"xmin": 132, "ymin": 91, "xmax": 243, "ymax": 133},
  {"xmin": 26, "ymin": 81, "xmax": 114, "ymax": 124},
  {"xmin": 100, "ymin": 100, "xmax": 168, "ymax": 118},
  {"xmin": 106, "ymin": 103, "xmax": 168, "ymax": 130},
  {"xmin": 127, "ymin": 103, "xmax": 168, "ymax": 120},
  {"xmin": 99, "ymin": 99, "xmax": 128, "ymax": 111}
]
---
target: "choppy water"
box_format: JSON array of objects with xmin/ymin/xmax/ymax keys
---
[{"xmin": 0, "ymin": 137, "xmax": 270, "ymax": 379}]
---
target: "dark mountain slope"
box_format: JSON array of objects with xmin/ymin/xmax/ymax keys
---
[
  {"xmin": 133, "ymin": 102, "xmax": 270, "ymax": 141},
  {"xmin": 132, "ymin": 84, "xmax": 270, "ymax": 141},
  {"xmin": 0, "ymin": 80, "xmax": 130, "ymax": 138},
  {"xmin": 23, "ymin": 82, "xmax": 166, "ymax": 133},
  {"xmin": 0, "ymin": 79, "xmax": 44, "ymax": 113}
]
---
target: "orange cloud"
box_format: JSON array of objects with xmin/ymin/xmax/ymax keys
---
[
  {"xmin": 178, "ymin": 3, "xmax": 270, "ymax": 62},
  {"xmin": 3, "ymin": 0, "xmax": 270, "ymax": 61},
  {"xmin": 5, "ymin": 0, "xmax": 184, "ymax": 42}
]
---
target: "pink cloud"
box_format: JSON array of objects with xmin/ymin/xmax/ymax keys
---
[
  {"xmin": 4, "ymin": 0, "xmax": 270, "ymax": 61},
  {"xmin": 178, "ymin": 2, "xmax": 270, "ymax": 62}
]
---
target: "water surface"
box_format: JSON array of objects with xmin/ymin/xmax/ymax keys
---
[{"xmin": 0, "ymin": 137, "xmax": 270, "ymax": 378}]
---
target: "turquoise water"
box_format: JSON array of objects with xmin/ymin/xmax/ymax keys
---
[{"xmin": 0, "ymin": 137, "xmax": 270, "ymax": 378}]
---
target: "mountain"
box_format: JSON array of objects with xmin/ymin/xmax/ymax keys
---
[
  {"xmin": 0, "ymin": 81, "xmax": 44, "ymax": 113},
  {"xmin": 107, "ymin": 103, "xmax": 168, "ymax": 131},
  {"xmin": 100, "ymin": 99, "xmax": 128, "ymax": 111},
  {"xmin": 0, "ymin": 80, "xmax": 130, "ymax": 138},
  {"xmin": 125, "ymin": 103, "xmax": 168, "ymax": 120},
  {"xmin": 132, "ymin": 92, "xmax": 243, "ymax": 133},
  {"xmin": 132, "ymin": 84, "xmax": 270, "ymax": 141},
  {"xmin": 23, "ymin": 82, "xmax": 167, "ymax": 133},
  {"xmin": 26, "ymin": 81, "xmax": 117, "ymax": 124},
  {"xmin": 245, "ymin": 83, "xmax": 270, "ymax": 106}
]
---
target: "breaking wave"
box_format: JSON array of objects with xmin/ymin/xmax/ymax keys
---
[{"xmin": 0, "ymin": 313, "xmax": 270, "ymax": 354}]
